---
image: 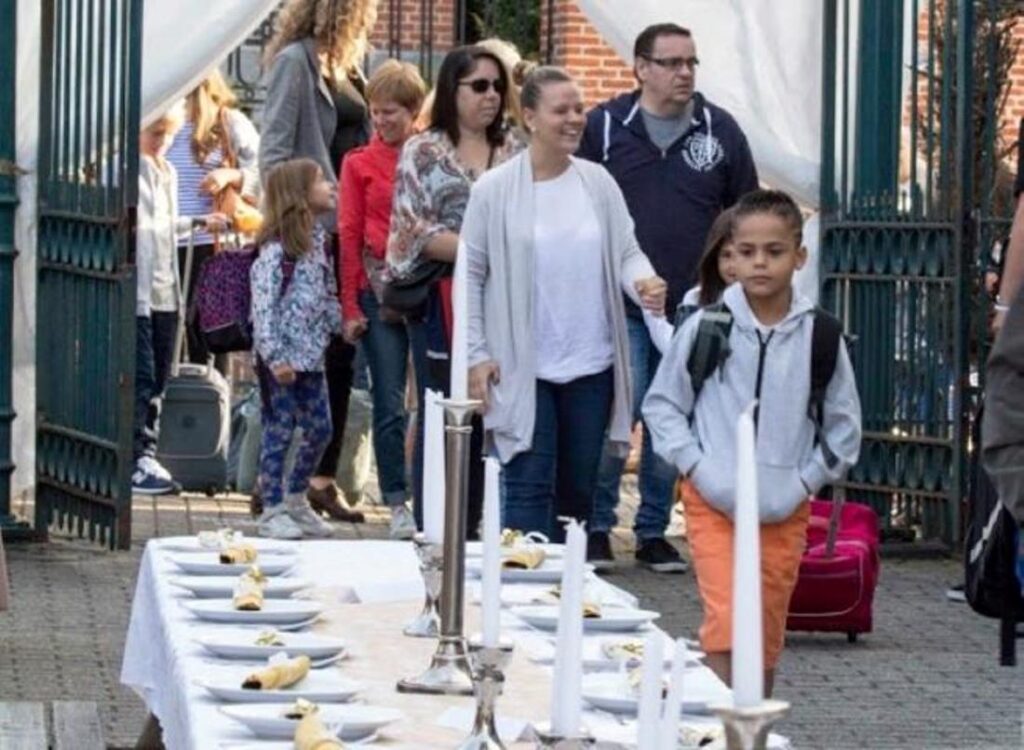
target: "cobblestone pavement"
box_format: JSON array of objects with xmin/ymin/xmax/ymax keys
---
[{"xmin": 0, "ymin": 479, "xmax": 1021, "ymax": 749}]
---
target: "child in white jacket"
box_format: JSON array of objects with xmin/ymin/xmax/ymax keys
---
[{"xmin": 643, "ymin": 189, "xmax": 862, "ymax": 696}]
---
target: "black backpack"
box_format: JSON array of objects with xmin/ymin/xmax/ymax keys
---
[
  {"xmin": 965, "ymin": 404, "xmax": 1024, "ymax": 621},
  {"xmin": 685, "ymin": 302, "xmax": 846, "ymax": 470}
]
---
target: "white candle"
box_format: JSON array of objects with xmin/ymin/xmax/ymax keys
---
[
  {"xmin": 658, "ymin": 638, "xmax": 689, "ymax": 749},
  {"xmin": 422, "ymin": 389, "xmax": 446, "ymax": 544},
  {"xmin": 550, "ymin": 520, "xmax": 586, "ymax": 736},
  {"xmin": 450, "ymin": 241, "xmax": 469, "ymax": 401},
  {"xmin": 636, "ymin": 630, "xmax": 664, "ymax": 748},
  {"xmin": 732, "ymin": 403, "xmax": 763, "ymax": 707},
  {"xmin": 481, "ymin": 456, "xmax": 502, "ymax": 647}
]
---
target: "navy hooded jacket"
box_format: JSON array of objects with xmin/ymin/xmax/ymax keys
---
[{"xmin": 578, "ymin": 90, "xmax": 759, "ymax": 314}]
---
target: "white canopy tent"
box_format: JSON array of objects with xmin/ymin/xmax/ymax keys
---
[{"xmin": 11, "ymin": 0, "xmax": 829, "ymax": 497}]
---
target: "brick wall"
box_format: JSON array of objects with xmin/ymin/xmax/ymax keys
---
[
  {"xmin": 369, "ymin": 0, "xmax": 456, "ymax": 53},
  {"xmin": 542, "ymin": 0, "xmax": 635, "ymax": 108}
]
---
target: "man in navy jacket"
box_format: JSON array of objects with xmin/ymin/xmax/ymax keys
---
[{"xmin": 579, "ymin": 22, "xmax": 759, "ymax": 572}]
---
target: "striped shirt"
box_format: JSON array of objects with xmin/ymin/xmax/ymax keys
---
[{"xmin": 166, "ymin": 120, "xmax": 224, "ymax": 247}]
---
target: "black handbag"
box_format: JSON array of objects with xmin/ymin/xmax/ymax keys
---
[{"xmin": 380, "ymin": 259, "xmax": 451, "ymax": 317}]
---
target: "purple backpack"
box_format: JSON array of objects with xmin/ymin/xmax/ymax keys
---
[{"xmin": 194, "ymin": 245, "xmax": 257, "ymax": 354}]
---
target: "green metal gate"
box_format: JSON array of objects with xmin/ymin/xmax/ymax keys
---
[
  {"xmin": 35, "ymin": 0, "xmax": 142, "ymax": 549},
  {"xmin": 820, "ymin": 0, "xmax": 1016, "ymax": 549}
]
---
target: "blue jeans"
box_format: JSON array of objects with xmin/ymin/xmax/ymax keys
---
[
  {"xmin": 503, "ymin": 368, "xmax": 614, "ymax": 542},
  {"xmin": 591, "ymin": 314, "xmax": 678, "ymax": 541},
  {"xmin": 133, "ymin": 312, "xmax": 178, "ymax": 463},
  {"xmin": 360, "ymin": 291, "xmax": 412, "ymax": 507}
]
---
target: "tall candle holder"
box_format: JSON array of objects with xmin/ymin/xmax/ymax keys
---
[
  {"xmin": 709, "ymin": 700, "xmax": 791, "ymax": 750},
  {"xmin": 397, "ymin": 399, "xmax": 480, "ymax": 696},
  {"xmin": 404, "ymin": 534, "xmax": 442, "ymax": 638},
  {"xmin": 456, "ymin": 636, "xmax": 515, "ymax": 750}
]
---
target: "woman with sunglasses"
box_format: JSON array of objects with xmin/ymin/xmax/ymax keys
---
[{"xmin": 387, "ymin": 45, "xmax": 525, "ymax": 538}]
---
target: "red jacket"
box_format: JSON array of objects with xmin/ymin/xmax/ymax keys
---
[{"xmin": 338, "ymin": 134, "xmax": 401, "ymax": 321}]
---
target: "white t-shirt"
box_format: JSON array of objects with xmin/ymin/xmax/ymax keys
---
[
  {"xmin": 147, "ymin": 160, "xmax": 179, "ymax": 312},
  {"xmin": 532, "ymin": 167, "xmax": 614, "ymax": 383}
]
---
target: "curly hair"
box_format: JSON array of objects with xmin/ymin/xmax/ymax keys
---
[{"xmin": 263, "ymin": 0, "xmax": 378, "ymax": 81}]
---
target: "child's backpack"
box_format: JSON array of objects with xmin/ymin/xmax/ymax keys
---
[
  {"xmin": 686, "ymin": 302, "xmax": 847, "ymax": 470},
  {"xmin": 194, "ymin": 244, "xmax": 258, "ymax": 354}
]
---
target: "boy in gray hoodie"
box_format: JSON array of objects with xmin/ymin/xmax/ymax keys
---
[{"xmin": 643, "ymin": 189, "xmax": 862, "ymax": 695}]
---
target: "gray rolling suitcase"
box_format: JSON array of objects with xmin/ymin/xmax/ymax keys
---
[{"xmin": 156, "ymin": 226, "xmax": 230, "ymax": 495}]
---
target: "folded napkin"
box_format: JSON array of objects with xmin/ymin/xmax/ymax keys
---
[
  {"xmin": 220, "ymin": 543, "xmax": 258, "ymax": 564},
  {"xmin": 242, "ymin": 655, "xmax": 311, "ymax": 690},
  {"xmin": 294, "ymin": 711, "xmax": 345, "ymax": 749},
  {"xmin": 501, "ymin": 547, "xmax": 546, "ymax": 570},
  {"xmin": 233, "ymin": 570, "xmax": 265, "ymax": 611},
  {"xmin": 582, "ymin": 601, "xmax": 602, "ymax": 619}
]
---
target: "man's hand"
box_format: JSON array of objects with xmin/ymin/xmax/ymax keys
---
[
  {"xmin": 342, "ymin": 318, "xmax": 368, "ymax": 344},
  {"xmin": 634, "ymin": 276, "xmax": 668, "ymax": 316},
  {"xmin": 469, "ymin": 361, "xmax": 501, "ymax": 411},
  {"xmin": 272, "ymin": 363, "xmax": 296, "ymax": 385}
]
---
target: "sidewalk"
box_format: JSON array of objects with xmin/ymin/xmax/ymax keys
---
[{"xmin": 0, "ymin": 481, "xmax": 1020, "ymax": 749}]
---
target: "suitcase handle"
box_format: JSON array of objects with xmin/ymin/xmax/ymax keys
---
[{"xmin": 824, "ymin": 484, "xmax": 846, "ymax": 558}]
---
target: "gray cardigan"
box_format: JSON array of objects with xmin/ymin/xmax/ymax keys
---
[
  {"xmin": 259, "ymin": 38, "xmax": 337, "ymax": 227},
  {"xmin": 463, "ymin": 153, "xmax": 657, "ymax": 463}
]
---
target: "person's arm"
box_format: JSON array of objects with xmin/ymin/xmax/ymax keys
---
[
  {"xmin": 338, "ymin": 155, "xmax": 368, "ymax": 323},
  {"xmin": 259, "ymin": 53, "xmax": 304, "ymax": 175},
  {"xmin": 723, "ymin": 125, "xmax": 759, "ymax": 207},
  {"xmin": 386, "ymin": 140, "xmax": 454, "ymax": 276},
  {"xmin": 250, "ymin": 251, "xmax": 286, "ymax": 368},
  {"xmin": 603, "ymin": 171, "xmax": 665, "ymax": 313},
  {"xmin": 462, "ymin": 185, "xmax": 491, "ymax": 369},
  {"xmin": 798, "ymin": 341, "xmax": 863, "ymax": 495},
  {"xmin": 228, "ymin": 108, "xmax": 262, "ymax": 202},
  {"xmin": 642, "ymin": 316, "xmax": 705, "ymax": 476}
]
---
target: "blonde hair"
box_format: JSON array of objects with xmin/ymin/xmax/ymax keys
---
[
  {"xmin": 366, "ymin": 60, "xmax": 427, "ymax": 113},
  {"xmin": 257, "ymin": 158, "xmax": 321, "ymax": 260},
  {"xmin": 264, "ymin": 0, "xmax": 378, "ymax": 83},
  {"xmin": 147, "ymin": 100, "xmax": 186, "ymax": 135},
  {"xmin": 186, "ymin": 70, "xmax": 239, "ymax": 165}
]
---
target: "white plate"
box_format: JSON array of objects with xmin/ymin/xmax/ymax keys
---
[
  {"xmin": 171, "ymin": 576, "xmax": 312, "ymax": 599},
  {"xmin": 170, "ymin": 554, "xmax": 295, "ymax": 577},
  {"xmin": 464, "ymin": 541, "xmax": 565, "ymax": 558},
  {"xmin": 198, "ymin": 669, "xmax": 362, "ymax": 703},
  {"xmin": 521, "ymin": 634, "xmax": 703, "ymax": 670},
  {"xmin": 581, "ymin": 671, "xmax": 731, "ymax": 716},
  {"xmin": 184, "ymin": 599, "xmax": 323, "ymax": 625},
  {"xmin": 197, "ymin": 630, "xmax": 347, "ymax": 661},
  {"xmin": 511, "ymin": 605, "xmax": 659, "ymax": 632},
  {"xmin": 221, "ymin": 703, "xmax": 403, "ymax": 741},
  {"xmin": 465, "ymin": 560, "xmax": 591, "ymax": 584},
  {"xmin": 161, "ymin": 538, "xmax": 298, "ymax": 555}
]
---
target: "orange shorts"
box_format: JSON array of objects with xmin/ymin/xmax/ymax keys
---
[{"xmin": 681, "ymin": 480, "xmax": 809, "ymax": 669}]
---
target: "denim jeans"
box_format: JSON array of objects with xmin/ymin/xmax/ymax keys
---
[
  {"xmin": 133, "ymin": 312, "xmax": 178, "ymax": 463},
  {"xmin": 503, "ymin": 368, "xmax": 614, "ymax": 542},
  {"xmin": 591, "ymin": 314, "xmax": 678, "ymax": 541},
  {"xmin": 360, "ymin": 291, "xmax": 412, "ymax": 507}
]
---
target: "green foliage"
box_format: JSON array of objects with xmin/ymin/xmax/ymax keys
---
[{"xmin": 465, "ymin": 0, "xmax": 542, "ymax": 58}]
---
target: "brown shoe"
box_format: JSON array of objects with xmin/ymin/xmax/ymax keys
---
[
  {"xmin": 249, "ymin": 487, "xmax": 263, "ymax": 518},
  {"xmin": 307, "ymin": 484, "xmax": 365, "ymax": 523}
]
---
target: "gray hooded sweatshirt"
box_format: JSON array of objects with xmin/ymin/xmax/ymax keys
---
[{"xmin": 642, "ymin": 284, "xmax": 862, "ymax": 522}]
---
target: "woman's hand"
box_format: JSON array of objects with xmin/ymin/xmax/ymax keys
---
[
  {"xmin": 342, "ymin": 318, "xmax": 368, "ymax": 344},
  {"xmin": 201, "ymin": 212, "xmax": 232, "ymax": 233},
  {"xmin": 272, "ymin": 363, "xmax": 296, "ymax": 385},
  {"xmin": 469, "ymin": 361, "xmax": 501, "ymax": 412},
  {"xmin": 634, "ymin": 276, "xmax": 667, "ymax": 316},
  {"xmin": 200, "ymin": 168, "xmax": 242, "ymax": 195}
]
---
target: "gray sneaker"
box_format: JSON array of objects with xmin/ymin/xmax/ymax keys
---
[
  {"xmin": 389, "ymin": 504, "xmax": 417, "ymax": 540},
  {"xmin": 284, "ymin": 494, "xmax": 334, "ymax": 538},
  {"xmin": 257, "ymin": 505, "xmax": 304, "ymax": 540}
]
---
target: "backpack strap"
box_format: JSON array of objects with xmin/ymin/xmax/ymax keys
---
[
  {"xmin": 809, "ymin": 308, "xmax": 844, "ymax": 469},
  {"xmin": 686, "ymin": 302, "xmax": 733, "ymax": 408}
]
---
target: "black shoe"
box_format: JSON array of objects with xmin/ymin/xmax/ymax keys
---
[
  {"xmin": 636, "ymin": 537, "xmax": 688, "ymax": 573},
  {"xmin": 587, "ymin": 531, "xmax": 616, "ymax": 572}
]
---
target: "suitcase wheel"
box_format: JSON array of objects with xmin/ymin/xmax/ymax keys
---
[
  {"xmin": 204, "ymin": 484, "xmax": 220, "ymax": 498},
  {"xmin": 847, "ymin": 632, "xmax": 858, "ymax": 644}
]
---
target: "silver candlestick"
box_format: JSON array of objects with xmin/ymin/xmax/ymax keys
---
[
  {"xmin": 456, "ymin": 636, "xmax": 515, "ymax": 750},
  {"xmin": 709, "ymin": 700, "xmax": 791, "ymax": 750},
  {"xmin": 404, "ymin": 534, "xmax": 442, "ymax": 638},
  {"xmin": 532, "ymin": 724, "xmax": 595, "ymax": 749},
  {"xmin": 397, "ymin": 399, "xmax": 480, "ymax": 696}
]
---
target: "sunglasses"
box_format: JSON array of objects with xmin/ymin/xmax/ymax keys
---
[{"xmin": 459, "ymin": 77, "xmax": 507, "ymax": 95}]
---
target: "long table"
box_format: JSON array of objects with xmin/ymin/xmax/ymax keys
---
[{"xmin": 121, "ymin": 538, "xmax": 739, "ymax": 749}]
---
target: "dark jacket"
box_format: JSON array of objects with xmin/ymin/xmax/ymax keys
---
[{"xmin": 578, "ymin": 91, "xmax": 758, "ymax": 314}]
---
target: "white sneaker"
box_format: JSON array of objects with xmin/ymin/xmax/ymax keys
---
[
  {"xmin": 389, "ymin": 503, "xmax": 417, "ymax": 540},
  {"xmin": 285, "ymin": 493, "xmax": 334, "ymax": 538},
  {"xmin": 257, "ymin": 505, "xmax": 304, "ymax": 540},
  {"xmin": 140, "ymin": 455, "xmax": 173, "ymax": 481}
]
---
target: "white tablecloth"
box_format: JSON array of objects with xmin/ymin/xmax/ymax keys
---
[{"xmin": 121, "ymin": 537, "xmax": 746, "ymax": 750}]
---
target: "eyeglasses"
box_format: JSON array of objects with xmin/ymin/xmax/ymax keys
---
[
  {"xmin": 641, "ymin": 55, "xmax": 700, "ymax": 73},
  {"xmin": 459, "ymin": 78, "xmax": 507, "ymax": 95}
]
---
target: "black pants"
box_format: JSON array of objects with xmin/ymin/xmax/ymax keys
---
[
  {"xmin": 133, "ymin": 312, "xmax": 178, "ymax": 462},
  {"xmin": 314, "ymin": 335, "xmax": 357, "ymax": 478}
]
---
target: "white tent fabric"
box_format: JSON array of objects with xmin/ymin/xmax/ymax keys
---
[
  {"xmin": 576, "ymin": 0, "xmax": 824, "ymax": 208},
  {"xmin": 12, "ymin": 0, "xmax": 279, "ymax": 496}
]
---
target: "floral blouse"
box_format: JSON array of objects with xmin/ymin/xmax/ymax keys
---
[{"xmin": 386, "ymin": 127, "xmax": 525, "ymax": 279}]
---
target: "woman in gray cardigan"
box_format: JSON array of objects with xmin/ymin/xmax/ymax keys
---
[{"xmin": 464, "ymin": 67, "xmax": 667, "ymax": 540}]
